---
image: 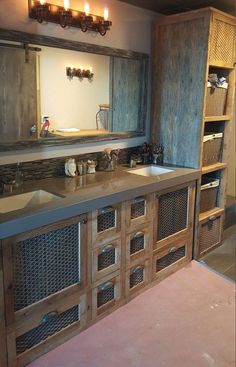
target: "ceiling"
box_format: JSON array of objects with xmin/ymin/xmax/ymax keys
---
[{"xmin": 118, "ymin": 0, "xmax": 236, "ymax": 15}]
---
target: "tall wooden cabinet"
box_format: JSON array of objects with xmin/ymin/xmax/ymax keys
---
[{"xmin": 151, "ymin": 7, "xmax": 236, "ymax": 258}]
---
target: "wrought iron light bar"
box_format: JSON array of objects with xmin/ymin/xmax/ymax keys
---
[
  {"xmin": 29, "ymin": 1, "xmax": 112, "ymax": 36},
  {"xmin": 66, "ymin": 66, "xmax": 94, "ymax": 80}
]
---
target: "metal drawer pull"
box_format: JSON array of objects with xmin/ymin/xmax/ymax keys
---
[
  {"xmin": 100, "ymin": 244, "xmax": 115, "ymax": 254},
  {"xmin": 168, "ymin": 246, "xmax": 177, "ymax": 254},
  {"xmin": 133, "ymin": 231, "xmax": 144, "ymax": 239},
  {"xmin": 131, "ymin": 265, "xmax": 144, "ymax": 274},
  {"xmin": 98, "ymin": 281, "xmax": 114, "ymax": 291},
  {"xmin": 41, "ymin": 311, "xmax": 59, "ymax": 324},
  {"xmin": 99, "ymin": 206, "xmax": 114, "ymax": 215},
  {"xmin": 209, "ymin": 215, "xmax": 217, "ymax": 221},
  {"xmin": 132, "ymin": 196, "xmax": 145, "ymax": 204},
  {"xmin": 80, "ymin": 219, "xmax": 87, "ymax": 224}
]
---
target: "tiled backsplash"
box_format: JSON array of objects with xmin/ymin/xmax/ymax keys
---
[{"xmin": 0, "ymin": 147, "xmax": 140, "ymax": 182}]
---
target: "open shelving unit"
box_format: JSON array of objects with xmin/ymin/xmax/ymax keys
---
[{"xmin": 151, "ymin": 7, "xmax": 236, "ymax": 259}]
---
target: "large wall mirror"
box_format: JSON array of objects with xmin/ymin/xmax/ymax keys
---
[{"xmin": 0, "ymin": 29, "xmax": 148, "ymax": 150}]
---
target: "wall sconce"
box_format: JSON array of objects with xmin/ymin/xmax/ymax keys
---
[
  {"xmin": 29, "ymin": 1, "xmax": 112, "ymax": 36},
  {"xmin": 66, "ymin": 67, "xmax": 94, "ymax": 81}
]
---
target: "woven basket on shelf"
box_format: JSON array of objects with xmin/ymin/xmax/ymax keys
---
[
  {"xmin": 200, "ymin": 177, "xmax": 219, "ymax": 213},
  {"xmin": 205, "ymin": 86, "xmax": 227, "ymax": 116},
  {"xmin": 202, "ymin": 133, "xmax": 223, "ymax": 166}
]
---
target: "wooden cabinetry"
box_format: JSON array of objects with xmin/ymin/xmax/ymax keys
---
[
  {"xmin": 151, "ymin": 7, "xmax": 236, "ymax": 258},
  {"xmin": 0, "ymin": 181, "xmax": 195, "ymax": 366}
]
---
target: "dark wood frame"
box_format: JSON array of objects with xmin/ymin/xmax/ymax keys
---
[{"xmin": 0, "ymin": 28, "xmax": 149, "ymax": 151}]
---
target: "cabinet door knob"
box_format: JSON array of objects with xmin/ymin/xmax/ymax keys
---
[
  {"xmin": 168, "ymin": 246, "xmax": 177, "ymax": 254},
  {"xmin": 209, "ymin": 215, "xmax": 217, "ymax": 221},
  {"xmin": 41, "ymin": 311, "xmax": 59, "ymax": 324}
]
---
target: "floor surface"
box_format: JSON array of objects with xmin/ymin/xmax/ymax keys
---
[
  {"xmin": 29, "ymin": 261, "xmax": 235, "ymax": 367},
  {"xmin": 201, "ymin": 224, "xmax": 236, "ymax": 282}
]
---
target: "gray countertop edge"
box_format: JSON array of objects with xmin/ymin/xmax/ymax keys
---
[{"xmin": 0, "ymin": 169, "xmax": 200, "ymax": 239}]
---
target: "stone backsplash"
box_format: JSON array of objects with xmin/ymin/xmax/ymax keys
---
[{"xmin": 0, "ymin": 146, "xmax": 140, "ymax": 182}]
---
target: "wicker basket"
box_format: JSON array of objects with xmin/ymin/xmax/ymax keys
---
[
  {"xmin": 205, "ymin": 86, "xmax": 227, "ymax": 116},
  {"xmin": 200, "ymin": 177, "xmax": 219, "ymax": 213},
  {"xmin": 202, "ymin": 133, "xmax": 223, "ymax": 166}
]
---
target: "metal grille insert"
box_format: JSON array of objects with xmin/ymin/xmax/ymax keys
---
[
  {"xmin": 199, "ymin": 217, "xmax": 221, "ymax": 254},
  {"xmin": 16, "ymin": 305, "xmax": 80, "ymax": 355},
  {"xmin": 130, "ymin": 232, "xmax": 145, "ymax": 255},
  {"xmin": 98, "ymin": 245, "xmax": 116, "ymax": 271},
  {"xmin": 97, "ymin": 206, "xmax": 116, "ymax": 233},
  {"xmin": 131, "ymin": 197, "xmax": 146, "ymax": 219},
  {"xmin": 157, "ymin": 187, "xmax": 188, "ymax": 240},
  {"xmin": 97, "ymin": 282, "xmax": 115, "ymax": 308},
  {"xmin": 130, "ymin": 266, "xmax": 144, "ymax": 289},
  {"xmin": 156, "ymin": 246, "xmax": 186, "ymax": 273},
  {"xmin": 13, "ymin": 223, "xmax": 80, "ymax": 311}
]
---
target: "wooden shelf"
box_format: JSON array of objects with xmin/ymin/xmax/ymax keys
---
[
  {"xmin": 201, "ymin": 162, "xmax": 227, "ymax": 174},
  {"xmin": 199, "ymin": 207, "xmax": 224, "ymax": 222},
  {"xmin": 204, "ymin": 115, "xmax": 231, "ymax": 122}
]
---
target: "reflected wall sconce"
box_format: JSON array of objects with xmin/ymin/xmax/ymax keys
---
[
  {"xmin": 29, "ymin": 1, "xmax": 112, "ymax": 36},
  {"xmin": 66, "ymin": 66, "xmax": 94, "ymax": 81}
]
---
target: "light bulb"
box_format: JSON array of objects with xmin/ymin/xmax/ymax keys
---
[
  {"xmin": 80, "ymin": 66, "xmax": 84, "ymax": 71},
  {"xmin": 89, "ymin": 67, "xmax": 93, "ymax": 73},
  {"xmin": 39, "ymin": 0, "xmax": 46, "ymax": 4},
  {"xmin": 64, "ymin": 0, "xmax": 70, "ymax": 11},
  {"xmin": 104, "ymin": 8, "xmax": 109, "ymax": 21},
  {"xmin": 84, "ymin": 3, "xmax": 90, "ymax": 16}
]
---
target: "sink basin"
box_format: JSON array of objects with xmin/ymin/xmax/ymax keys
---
[
  {"xmin": 128, "ymin": 165, "xmax": 174, "ymax": 177},
  {"xmin": 0, "ymin": 190, "xmax": 63, "ymax": 214}
]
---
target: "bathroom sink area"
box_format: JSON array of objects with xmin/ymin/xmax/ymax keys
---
[
  {"xmin": 128, "ymin": 165, "xmax": 174, "ymax": 177},
  {"xmin": 0, "ymin": 190, "xmax": 63, "ymax": 214}
]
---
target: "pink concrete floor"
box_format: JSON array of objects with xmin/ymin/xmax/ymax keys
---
[{"xmin": 29, "ymin": 261, "xmax": 235, "ymax": 367}]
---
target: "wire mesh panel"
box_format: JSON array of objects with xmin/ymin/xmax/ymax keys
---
[
  {"xmin": 16, "ymin": 305, "xmax": 80, "ymax": 355},
  {"xmin": 210, "ymin": 19, "xmax": 236, "ymax": 65},
  {"xmin": 98, "ymin": 245, "xmax": 116, "ymax": 271},
  {"xmin": 97, "ymin": 282, "xmax": 115, "ymax": 308},
  {"xmin": 131, "ymin": 197, "xmax": 146, "ymax": 219},
  {"xmin": 13, "ymin": 223, "xmax": 80, "ymax": 311},
  {"xmin": 97, "ymin": 207, "xmax": 116, "ymax": 233},
  {"xmin": 157, "ymin": 187, "xmax": 188, "ymax": 240},
  {"xmin": 199, "ymin": 217, "xmax": 221, "ymax": 254},
  {"xmin": 130, "ymin": 232, "xmax": 145, "ymax": 255},
  {"xmin": 156, "ymin": 246, "xmax": 186, "ymax": 273},
  {"xmin": 129, "ymin": 266, "xmax": 144, "ymax": 289}
]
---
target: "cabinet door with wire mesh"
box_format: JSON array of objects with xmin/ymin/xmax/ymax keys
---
[{"xmin": 154, "ymin": 182, "xmax": 195, "ymax": 250}]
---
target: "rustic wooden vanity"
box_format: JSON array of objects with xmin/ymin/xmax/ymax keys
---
[{"xmin": 0, "ymin": 166, "xmax": 199, "ymax": 366}]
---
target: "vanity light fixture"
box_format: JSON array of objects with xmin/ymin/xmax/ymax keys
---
[
  {"xmin": 66, "ymin": 66, "xmax": 94, "ymax": 81},
  {"xmin": 29, "ymin": 1, "xmax": 112, "ymax": 36}
]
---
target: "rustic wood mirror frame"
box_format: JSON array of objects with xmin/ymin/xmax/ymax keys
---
[{"xmin": 0, "ymin": 28, "xmax": 149, "ymax": 151}]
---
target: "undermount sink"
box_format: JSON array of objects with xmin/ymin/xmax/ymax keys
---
[
  {"xmin": 128, "ymin": 165, "xmax": 174, "ymax": 177},
  {"xmin": 0, "ymin": 190, "xmax": 63, "ymax": 214}
]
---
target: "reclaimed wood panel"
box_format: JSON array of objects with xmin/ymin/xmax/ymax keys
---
[
  {"xmin": 0, "ymin": 46, "xmax": 38, "ymax": 143},
  {"xmin": 0, "ymin": 242, "xmax": 8, "ymax": 367},
  {"xmin": 152, "ymin": 15, "xmax": 210, "ymax": 168}
]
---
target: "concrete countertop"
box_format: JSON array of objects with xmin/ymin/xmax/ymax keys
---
[{"xmin": 0, "ymin": 165, "xmax": 200, "ymax": 239}]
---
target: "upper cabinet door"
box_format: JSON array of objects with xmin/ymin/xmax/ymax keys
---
[
  {"xmin": 110, "ymin": 56, "xmax": 147, "ymax": 133},
  {"xmin": 209, "ymin": 12, "xmax": 236, "ymax": 68},
  {"xmin": 0, "ymin": 46, "xmax": 38, "ymax": 142}
]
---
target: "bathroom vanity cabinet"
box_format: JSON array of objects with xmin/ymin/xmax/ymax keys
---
[{"xmin": 0, "ymin": 180, "xmax": 195, "ymax": 367}]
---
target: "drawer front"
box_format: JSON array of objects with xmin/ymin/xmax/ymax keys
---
[
  {"xmin": 92, "ymin": 273, "xmax": 121, "ymax": 319},
  {"xmin": 126, "ymin": 194, "xmax": 152, "ymax": 229},
  {"xmin": 12, "ymin": 222, "xmax": 82, "ymax": 311},
  {"xmin": 125, "ymin": 259, "xmax": 150, "ymax": 298},
  {"xmin": 199, "ymin": 213, "xmax": 223, "ymax": 256},
  {"xmin": 153, "ymin": 240, "xmax": 191, "ymax": 280},
  {"xmin": 92, "ymin": 204, "xmax": 121, "ymax": 242},
  {"xmin": 92, "ymin": 240, "xmax": 121, "ymax": 282},
  {"xmin": 126, "ymin": 225, "xmax": 152, "ymax": 267}
]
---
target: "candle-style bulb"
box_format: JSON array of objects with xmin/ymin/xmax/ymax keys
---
[
  {"xmin": 84, "ymin": 3, "xmax": 90, "ymax": 16},
  {"xmin": 39, "ymin": 0, "xmax": 46, "ymax": 4},
  {"xmin": 64, "ymin": 0, "xmax": 70, "ymax": 11},
  {"xmin": 104, "ymin": 8, "xmax": 109, "ymax": 21},
  {"xmin": 89, "ymin": 67, "xmax": 93, "ymax": 73}
]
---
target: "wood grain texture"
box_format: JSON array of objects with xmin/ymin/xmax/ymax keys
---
[
  {"xmin": 152, "ymin": 15, "xmax": 210, "ymax": 168},
  {"xmin": 0, "ymin": 46, "xmax": 38, "ymax": 143},
  {"xmin": 0, "ymin": 242, "xmax": 8, "ymax": 367}
]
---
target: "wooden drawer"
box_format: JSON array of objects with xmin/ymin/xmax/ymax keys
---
[
  {"xmin": 7, "ymin": 291, "xmax": 87, "ymax": 367},
  {"xmin": 125, "ymin": 224, "xmax": 152, "ymax": 268},
  {"xmin": 125, "ymin": 259, "xmax": 150, "ymax": 298},
  {"xmin": 92, "ymin": 272, "xmax": 121, "ymax": 319},
  {"xmin": 154, "ymin": 182, "xmax": 195, "ymax": 250},
  {"xmin": 126, "ymin": 194, "xmax": 152, "ymax": 229},
  {"xmin": 153, "ymin": 238, "xmax": 191, "ymax": 281},
  {"xmin": 198, "ymin": 210, "xmax": 224, "ymax": 257},
  {"xmin": 91, "ymin": 204, "xmax": 121, "ymax": 243},
  {"xmin": 92, "ymin": 239, "xmax": 121, "ymax": 282}
]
